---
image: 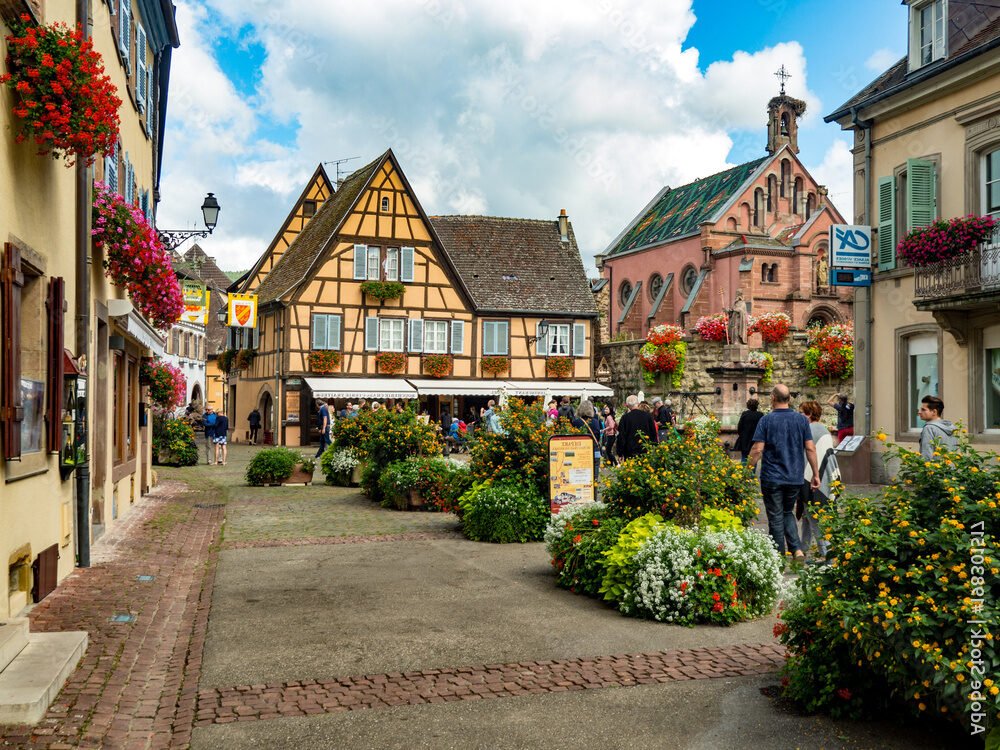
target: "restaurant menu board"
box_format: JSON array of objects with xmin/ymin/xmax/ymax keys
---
[{"xmin": 548, "ymin": 435, "xmax": 595, "ymax": 514}]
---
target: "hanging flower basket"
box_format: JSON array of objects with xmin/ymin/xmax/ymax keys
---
[
  {"xmin": 422, "ymin": 353, "xmax": 452, "ymax": 378},
  {"xmin": 375, "ymin": 351, "xmax": 406, "ymax": 374},
  {"xmin": 746, "ymin": 350, "xmax": 774, "ymax": 384},
  {"xmin": 694, "ymin": 313, "xmax": 728, "ymax": 342},
  {"xmin": 308, "ymin": 350, "xmax": 341, "ymax": 373},
  {"xmin": 480, "ymin": 355, "xmax": 510, "ymax": 376},
  {"xmin": 639, "ymin": 324, "xmax": 686, "ymax": 388},
  {"xmin": 217, "ymin": 349, "xmax": 236, "ymax": 375},
  {"xmin": 1, "ymin": 14, "xmax": 121, "ymax": 166},
  {"xmin": 546, "ymin": 356, "xmax": 573, "ymax": 379},
  {"xmin": 749, "ymin": 311, "xmax": 791, "ymax": 344},
  {"xmin": 359, "ymin": 280, "xmax": 405, "ymax": 301},
  {"xmin": 140, "ymin": 358, "xmax": 186, "ymax": 410},
  {"xmin": 896, "ymin": 214, "xmax": 997, "ymax": 267},
  {"xmin": 804, "ymin": 323, "xmax": 854, "ymax": 387},
  {"xmin": 92, "ymin": 182, "xmax": 183, "ymax": 330},
  {"xmin": 234, "ymin": 348, "xmax": 255, "ymax": 371}
]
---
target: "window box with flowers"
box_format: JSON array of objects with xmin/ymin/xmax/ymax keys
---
[
  {"xmin": 480, "ymin": 355, "xmax": 510, "ymax": 376},
  {"xmin": 638, "ymin": 324, "xmax": 686, "ymax": 388},
  {"xmin": 896, "ymin": 214, "xmax": 996, "ymax": 266},
  {"xmin": 546, "ymin": 356, "xmax": 574, "ymax": 380},
  {"xmin": 1, "ymin": 14, "xmax": 121, "ymax": 166},
  {"xmin": 359, "ymin": 280, "xmax": 405, "ymax": 301},
  {"xmin": 92, "ymin": 183, "xmax": 183, "ymax": 330},
  {"xmin": 694, "ymin": 313, "xmax": 728, "ymax": 342},
  {"xmin": 308, "ymin": 350, "xmax": 341, "ymax": 373},
  {"xmin": 749, "ymin": 311, "xmax": 791, "ymax": 344},
  {"xmin": 375, "ymin": 351, "xmax": 406, "ymax": 374},
  {"xmin": 422, "ymin": 353, "xmax": 452, "ymax": 378}
]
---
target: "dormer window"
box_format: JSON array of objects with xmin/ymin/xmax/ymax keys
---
[{"xmin": 910, "ymin": 0, "xmax": 946, "ymax": 70}]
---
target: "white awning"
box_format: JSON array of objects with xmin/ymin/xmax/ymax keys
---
[
  {"xmin": 305, "ymin": 377, "xmax": 417, "ymax": 400},
  {"xmin": 109, "ymin": 301, "xmax": 166, "ymax": 356},
  {"xmin": 406, "ymin": 379, "xmax": 509, "ymax": 396},
  {"xmin": 503, "ymin": 380, "xmax": 614, "ymax": 398}
]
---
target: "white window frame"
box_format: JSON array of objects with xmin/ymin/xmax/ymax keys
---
[
  {"xmin": 367, "ymin": 246, "xmax": 381, "ymax": 281},
  {"xmin": 384, "ymin": 248, "xmax": 399, "ymax": 281},
  {"xmin": 907, "ymin": 333, "xmax": 939, "ymax": 431},
  {"xmin": 379, "ymin": 318, "xmax": 405, "ymax": 352},
  {"xmin": 424, "ymin": 320, "xmax": 449, "ymax": 354},
  {"xmin": 909, "ymin": 0, "xmax": 946, "ymax": 70},
  {"xmin": 312, "ymin": 313, "xmax": 341, "ymax": 351},
  {"xmin": 547, "ymin": 323, "xmax": 570, "ymax": 356},
  {"xmin": 983, "ymin": 147, "xmax": 1000, "ymax": 220},
  {"xmin": 483, "ymin": 320, "xmax": 509, "ymax": 356}
]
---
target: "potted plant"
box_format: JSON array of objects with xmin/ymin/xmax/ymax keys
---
[
  {"xmin": 638, "ymin": 324, "xmax": 686, "ymax": 388},
  {"xmin": 308, "ymin": 350, "xmax": 341, "ymax": 373},
  {"xmin": 283, "ymin": 454, "xmax": 316, "ymax": 485},
  {"xmin": 545, "ymin": 356, "xmax": 573, "ymax": 379},
  {"xmin": 245, "ymin": 447, "xmax": 314, "ymax": 486},
  {"xmin": 481, "ymin": 355, "xmax": 510, "ymax": 376},
  {"xmin": 320, "ymin": 446, "xmax": 359, "ymax": 486},
  {"xmin": 694, "ymin": 313, "xmax": 728, "ymax": 342},
  {"xmin": 375, "ymin": 351, "xmax": 406, "ymax": 374},
  {"xmin": 359, "ymin": 280, "xmax": 406, "ymax": 301},
  {"xmin": 1, "ymin": 14, "xmax": 121, "ymax": 166},
  {"xmin": 803, "ymin": 323, "xmax": 854, "ymax": 387},
  {"xmin": 749, "ymin": 311, "xmax": 792, "ymax": 344},
  {"xmin": 422, "ymin": 353, "xmax": 452, "ymax": 378},
  {"xmin": 234, "ymin": 348, "xmax": 256, "ymax": 371}
]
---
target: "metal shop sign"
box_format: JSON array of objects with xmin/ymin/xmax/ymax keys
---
[{"xmin": 829, "ymin": 225, "xmax": 873, "ymax": 268}]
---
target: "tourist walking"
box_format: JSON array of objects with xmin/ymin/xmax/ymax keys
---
[
  {"xmin": 746, "ymin": 385, "xmax": 819, "ymax": 561},
  {"xmin": 918, "ymin": 395, "xmax": 957, "ymax": 459},
  {"xmin": 616, "ymin": 394, "xmax": 657, "ymax": 461},
  {"xmin": 601, "ymin": 406, "xmax": 618, "ymax": 462},
  {"xmin": 213, "ymin": 410, "xmax": 229, "ymax": 466},
  {"xmin": 248, "ymin": 408, "xmax": 261, "ymax": 445},
  {"xmin": 798, "ymin": 401, "xmax": 837, "ymax": 559},
  {"xmin": 202, "ymin": 405, "xmax": 217, "ymax": 465},
  {"xmin": 315, "ymin": 400, "xmax": 332, "ymax": 458},
  {"xmin": 734, "ymin": 398, "xmax": 764, "ymax": 463}
]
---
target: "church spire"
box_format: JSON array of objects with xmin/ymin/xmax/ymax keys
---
[{"xmin": 766, "ymin": 66, "xmax": 806, "ymax": 155}]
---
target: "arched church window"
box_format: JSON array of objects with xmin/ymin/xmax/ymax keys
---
[
  {"xmin": 780, "ymin": 112, "xmax": 790, "ymax": 136},
  {"xmin": 767, "ymin": 175, "xmax": 776, "ymax": 212},
  {"xmin": 761, "ymin": 262, "xmax": 769, "ymax": 284},
  {"xmin": 753, "ymin": 189, "xmax": 764, "ymax": 228},
  {"xmin": 769, "ymin": 263, "xmax": 779, "ymax": 283},
  {"xmin": 780, "ymin": 160, "xmax": 790, "ymax": 197},
  {"xmin": 741, "ymin": 202, "xmax": 751, "ymax": 228},
  {"xmin": 726, "ymin": 217, "xmax": 738, "ymax": 231},
  {"xmin": 793, "ymin": 177, "xmax": 803, "ymax": 215},
  {"xmin": 806, "ymin": 193, "xmax": 815, "ymax": 220}
]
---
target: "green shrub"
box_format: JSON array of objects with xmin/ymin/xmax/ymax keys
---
[
  {"xmin": 599, "ymin": 513, "xmax": 665, "ymax": 603},
  {"xmin": 456, "ymin": 480, "xmax": 491, "ymax": 520},
  {"xmin": 359, "ymin": 461, "xmax": 382, "ymax": 502},
  {"xmin": 462, "ymin": 480, "xmax": 548, "ymax": 543},
  {"xmin": 379, "ymin": 459, "xmax": 424, "ymax": 510},
  {"xmin": 320, "ymin": 446, "xmax": 359, "ymax": 486},
  {"xmin": 699, "ymin": 507, "xmax": 743, "ymax": 532},
  {"xmin": 152, "ymin": 411, "xmax": 198, "ymax": 467},
  {"xmin": 245, "ymin": 447, "xmax": 304, "ymax": 486},
  {"xmin": 544, "ymin": 503, "xmax": 626, "ymax": 597},
  {"xmin": 379, "ymin": 457, "xmax": 472, "ymax": 512},
  {"xmin": 600, "ymin": 422, "xmax": 758, "ymax": 526},
  {"xmin": 332, "ymin": 413, "xmax": 370, "ymax": 453},
  {"xmin": 778, "ymin": 438, "xmax": 1000, "ymax": 732}
]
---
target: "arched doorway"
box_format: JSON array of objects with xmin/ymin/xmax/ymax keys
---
[
  {"xmin": 190, "ymin": 382, "xmax": 203, "ymax": 408},
  {"xmin": 260, "ymin": 392, "xmax": 274, "ymax": 445}
]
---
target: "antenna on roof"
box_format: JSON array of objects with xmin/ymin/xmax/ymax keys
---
[{"xmin": 323, "ymin": 157, "xmax": 360, "ymax": 187}]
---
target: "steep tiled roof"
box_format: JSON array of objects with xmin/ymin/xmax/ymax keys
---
[
  {"xmin": 255, "ymin": 153, "xmax": 385, "ymax": 304},
  {"xmin": 177, "ymin": 244, "xmax": 232, "ymax": 291},
  {"xmin": 431, "ymin": 216, "xmax": 597, "ymax": 316},
  {"xmin": 606, "ymin": 157, "xmax": 769, "ymax": 257}
]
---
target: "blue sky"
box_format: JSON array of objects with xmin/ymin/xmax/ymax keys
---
[{"xmin": 157, "ymin": 0, "xmax": 909, "ymax": 274}]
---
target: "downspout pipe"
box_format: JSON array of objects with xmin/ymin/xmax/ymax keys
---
[
  {"xmin": 75, "ymin": 0, "xmax": 91, "ymax": 568},
  {"xmin": 851, "ymin": 106, "xmax": 874, "ymax": 440}
]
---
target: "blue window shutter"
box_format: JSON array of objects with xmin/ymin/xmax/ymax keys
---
[
  {"xmin": 105, "ymin": 142, "xmax": 118, "ymax": 193},
  {"xmin": 330, "ymin": 315, "xmax": 341, "ymax": 350},
  {"xmin": 145, "ymin": 66, "xmax": 154, "ymax": 136},
  {"xmin": 536, "ymin": 322, "xmax": 545, "ymax": 356},
  {"xmin": 401, "ymin": 247, "xmax": 415, "ymax": 282},
  {"xmin": 451, "ymin": 320, "xmax": 465, "ymax": 354},
  {"xmin": 136, "ymin": 25, "xmax": 146, "ymax": 111},
  {"xmin": 353, "ymin": 245, "xmax": 367, "ymax": 280},
  {"xmin": 119, "ymin": 1, "xmax": 130, "ymax": 66},
  {"xmin": 499, "ymin": 321, "xmax": 509, "ymax": 356},
  {"xmin": 483, "ymin": 322, "xmax": 495, "ymax": 356},
  {"xmin": 877, "ymin": 176, "xmax": 896, "ymax": 271},
  {"xmin": 573, "ymin": 323, "xmax": 586, "ymax": 357},
  {"xmin": 312, "ymin": 315, "xmax": 326, "ymax": 350},
  {"xmin": 906, "ymin": 158, "xmax": 936, "ymax": 231},
  {"xmin": 409, "ymin": 318, "xmax": 423, "ymax": 353},
  {"xmin": 364, "ymin": 317, "xmax": 379, "ymax": 351}
]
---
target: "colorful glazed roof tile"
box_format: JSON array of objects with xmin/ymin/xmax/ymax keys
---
[{"xmin": 607, "ymin": 156, "xmax": 769, "ymax": 257}]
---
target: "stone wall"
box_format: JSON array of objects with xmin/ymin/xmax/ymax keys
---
[{"xmin": 597, "ymin": 335, "xmax": 854, "ymax": 432}]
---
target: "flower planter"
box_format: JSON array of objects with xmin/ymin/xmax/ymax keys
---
[
  {"xmin": 281, "ymin": 463, "xmax": 315, "ymax": 486},
  {"xmin": 407, "ymin": 489, "xmax": 426, "ymax": 510},
  {"xmin": 350, "ymin": 464, "xmax": 363, "ymax": 486}
]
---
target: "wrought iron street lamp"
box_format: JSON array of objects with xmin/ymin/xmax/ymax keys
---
[{"xmin": 157, "ymin": 193, "xmax": 221, "ymax": 251}]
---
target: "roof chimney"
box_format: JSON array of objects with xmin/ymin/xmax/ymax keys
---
[{"xmin": 558, "ymin": 208, "xmax": 569, "ymax": 243}]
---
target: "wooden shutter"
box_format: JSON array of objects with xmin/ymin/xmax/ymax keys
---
[
  {"xmin": 408, "ymin": 318, "xmax": 423, "ymax": 353},
  {"xmin": 451, "ymin": 320, "xmax": 465, "ymax": 354},
  {"xmin": 1, "ymin": 243, "xmax": 24, "ymax": 460},
  {"xmin": 136, "ymin": 25, "xmax": 147, "ymax": 112},
  {"xmin": 877, "ymin": 176, "xmax": 896, "ymax": 271},
  {"xmin": 145, "ymin": 66, "xmax": 154, "ymax": 136},
  {"xmin": 400, "ymin": 247, "xmax": 415, "ymax": 282},
  {"xmin": 311, "ymin": 314, "xmax": 327, "ymax": 350},
  {"xmin": 353, "ymin": 245, "xmax": 367, "ymax": 280},
  {"xmin": 105, "ymin": 141, "xmax": 118, "ymax": 192},
  {"xmin": 907, "ymin": 158, "xmax": 936, "ymax": 231},
  {"xmin": 364, "ymin": 317, "xmax": 379, "ymax": 351},
  {"xmin": 45, "ymin": 277, "xmax": 65, "ymax": 454},
  {"xmin": 572, "ymin": 323, "xmax": 586, "ymax": 357},
  {"xmin": 119, "ymin": 1, "xmax": 130, "ymax": 66},
  {"xmin": 330, "ymin": 315, "xmax": 341, "ymax": 350}
]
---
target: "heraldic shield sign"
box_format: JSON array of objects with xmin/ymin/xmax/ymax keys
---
[{"xmin": 228, "ymin": 293, "xmax": 258, "ymax": 329}]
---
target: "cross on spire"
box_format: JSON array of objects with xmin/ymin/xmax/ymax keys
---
[{"xmin": 775, "ymin": 65, "xmax": 792, "ymax": 95}]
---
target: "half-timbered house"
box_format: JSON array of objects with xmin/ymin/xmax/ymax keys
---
[{"xmin": 230, "ymin": 149, "xmax": 603, "ymax": 447}]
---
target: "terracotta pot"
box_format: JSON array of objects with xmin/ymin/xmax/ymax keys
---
[{"xmin": 281, "ymin": 463, "xmax": 314, "ymax": 485}]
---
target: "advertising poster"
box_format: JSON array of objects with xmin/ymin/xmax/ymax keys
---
[{"xmin": 548, "ymin": 435, "xmax": 595, "ymax": 514}]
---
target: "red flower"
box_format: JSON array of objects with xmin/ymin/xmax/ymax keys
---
[
  {"xmin": 772, "ymin": 623, "xmax": 788, "ymax": 637},
  {"xmin": 711, "ymin": 592, "xmax": 721, "ymax": 602},
  {"xmin": 572, "ymin": 534, "xmax": 582, "ymax": 544},
  {"xmin": 591, "ymin": 519, "xmax": 600, "ymax": 526},
  {"xmin": 836, "ymin": 688, "xmax": 852, "ymax": 701},
  {"xmin": 712, "ymin": 602, "xmax": 724, "ymax": 612}
]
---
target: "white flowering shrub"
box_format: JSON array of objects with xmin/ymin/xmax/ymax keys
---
[
  {"xmin": 462, "ymin": 480, "xmax": 548, "ymax": 543},
  {"xmin": 543, "ymin": 502, "xmax": 606, "ymax": 551}
]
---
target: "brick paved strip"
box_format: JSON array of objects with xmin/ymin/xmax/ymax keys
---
[
  {"xmin": 194, "ymin": 643, "xmax": 787, "ymax": 726},
  {"xmin": 222, "ymin": 530, "xmax": 461, "ymax": 549},
  {"xmin": 0, "ymin": 481, "xmax": 223, "ymax": 750}
]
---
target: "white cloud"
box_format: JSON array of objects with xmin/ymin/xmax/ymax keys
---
[
  {"xmin": 865, "ymin": 48, "xmax": 901, "ymax": 72},
  {"xmin": 158, "ymin": 0, "xmax": 835, "ymax": 272},
  {"xmin": 806, "ymin": 138, "xmax": 855, "ymax": 220}
]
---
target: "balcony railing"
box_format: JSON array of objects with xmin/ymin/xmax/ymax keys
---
[{"xmin": 914, "ymin": 226, "xmax": 1000, "ymax": 300}]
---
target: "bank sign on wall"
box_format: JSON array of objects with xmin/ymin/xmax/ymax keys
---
[{"xmin": 829, "ymin": 225, "xmax": 873, "ymax": 268}]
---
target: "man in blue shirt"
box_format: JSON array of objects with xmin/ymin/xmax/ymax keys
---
[
  {"xmin": 315, "ymin": 400, "xmax": 332, "ymax": 458},
  {"xmin": 747, "ymin": 385, "xmax": 819, "ymax": 561},
  {"xmin": 202, "ymin": 405, "xmax": 217, "ymax": 465}
]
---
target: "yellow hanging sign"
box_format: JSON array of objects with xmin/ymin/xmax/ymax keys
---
[{"xmin": 227, "ymin": 293, "xmax": 258, "ymax": 329}]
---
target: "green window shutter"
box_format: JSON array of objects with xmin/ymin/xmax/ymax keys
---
[
  {"xmin": 364, "ymin": 316, "xmax": 378, "ymax": 351},
  {"xmin": 483, "ymin": 322, "xmax": 496, "ymax": 356},
  {"xmin": 877, "ymin": 176, "xmax": 896, "ymax": 271},
  {"xmin": 498, "ymin": 321, "xmax": 509, "ymax": 355},
  {"xmin": 907, "ymin": 158, "xmax": 936, "ymax": 231},
  {"xmin": 451, "ymin": 320, "xmax": 465, "ymax": 354},
  {"xmin": 312, "ymin": 315, "xmax": 327, "ymax": 350},
  {"xmin": 572, "ymin": 323, "xmax": 586, "ymax": 357},
  {"xmin": 400, "ymin": 247, "xmax": 415, "ymax": 282},
  {"xmin": 408, "ymin": 318, "xmax": 423, "ymax": 353},
  {"xmin": 330, "ymin": 315, "xmax": 341, "ymax": 350},
  {"xmin": 353, "ymin": 245, "xmax": 367, "ymax": 280}
]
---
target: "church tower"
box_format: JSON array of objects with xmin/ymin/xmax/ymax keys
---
[{"xmin": 766, "ymin": 66, "xmax": 807, "ymax": 155}]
